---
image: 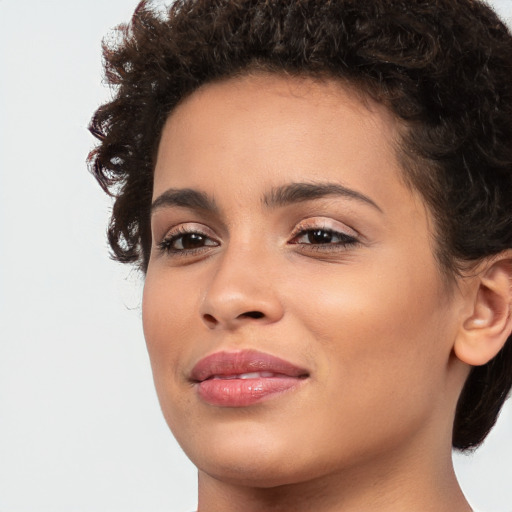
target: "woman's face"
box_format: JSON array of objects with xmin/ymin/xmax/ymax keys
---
[{"xmin": 143, "ymin": 74, "xmax": 466, "ymax": 487}]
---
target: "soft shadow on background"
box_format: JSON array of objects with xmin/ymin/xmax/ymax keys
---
[{"xmin": 0, "ymin": 1, "xmax": 511, "ymax": 511}]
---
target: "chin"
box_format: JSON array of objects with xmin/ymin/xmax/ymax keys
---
[
  {"xmin": 170, "ymin": 417, "xmax": 323, "ymax": 488},
  {"xmin": 195, "ymin": 451, "xmax": 320, "ymax": 489}
]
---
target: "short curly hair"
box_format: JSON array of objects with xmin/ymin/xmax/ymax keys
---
[{"xmin": 88, "ymin": 0, "xmax": 512, "ymax": 451}]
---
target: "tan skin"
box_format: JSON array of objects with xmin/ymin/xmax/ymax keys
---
[{"xmin": 142, "ymin": 74, "xmax": 512, "ymax": 511}]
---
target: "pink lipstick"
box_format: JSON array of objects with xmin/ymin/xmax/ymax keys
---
[{"xmin": 190, "ymin": 350, "xmax": 309, "ymax": 407}]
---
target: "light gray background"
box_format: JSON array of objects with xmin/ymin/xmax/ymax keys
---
[{"xmin": 0, "ymin": 1, "xmax": 511, "ymax": 511}]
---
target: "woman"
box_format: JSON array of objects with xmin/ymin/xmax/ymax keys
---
[{"xmin": 89, "ymin": 0, "xmax": 512, "ymax": 510}]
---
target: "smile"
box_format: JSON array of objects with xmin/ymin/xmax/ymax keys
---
[{"xmin": 190, "ymin": 350, "xmax": 309, "ymax": 407}]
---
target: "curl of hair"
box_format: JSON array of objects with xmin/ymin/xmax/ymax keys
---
[{"xmin": 88, "ymin": 0, "xmax": 512, "ymax": 450}]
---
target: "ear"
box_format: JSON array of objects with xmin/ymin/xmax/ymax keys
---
[{"xmin": 454, "ymin": 251, "xmax": 512, "ymax": 366}]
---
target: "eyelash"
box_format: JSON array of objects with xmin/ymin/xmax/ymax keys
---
[
  {"xmin": 157, "ymin": 226, "xmax": 219, "ymax": 256},
  {"xmin": 157, "ymin": 224, "xmax": 359, "ymax": 257},
  {"xmin": 289, "ymin": 226, "xmax": 359, "ymax": 252}
]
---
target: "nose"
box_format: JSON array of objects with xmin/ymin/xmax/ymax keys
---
[{"xmin": 199, "ymin": 245, "xmax": 284, "ymax": 330}]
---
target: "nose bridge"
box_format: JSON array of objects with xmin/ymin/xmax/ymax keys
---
[{"xmin": 200, "ymin": 237, "xmax": 283, "ymax": 328}]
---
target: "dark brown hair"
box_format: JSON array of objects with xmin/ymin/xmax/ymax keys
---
[{"xmin": 88, "ymin": 0, "xmax": 512, "ymax": 450}]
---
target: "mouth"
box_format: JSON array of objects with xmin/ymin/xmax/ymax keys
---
[
  {"xmin": 190, "ymin": 349, "xmax": 310, "ymax": 407},
  {"xmin": 208, "ymin": 371, "xmax": 288, "ymax": 380}
]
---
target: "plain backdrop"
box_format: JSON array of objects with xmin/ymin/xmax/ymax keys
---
[{"xmin": 0, "ymin": 1, "xmax": 511, "ymax": 511}]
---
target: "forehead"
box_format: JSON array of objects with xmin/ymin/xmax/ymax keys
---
[{"xmin": 153, "ymin": 73, "xmax": 422, "ymax": 219}]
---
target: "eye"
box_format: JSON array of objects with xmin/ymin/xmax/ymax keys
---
[
  {"xmin": 292, "ymin": 229, "xmax": 356, "ymax": 246},
  {"xmin": 157, "ymin": 225, "xmax": 219, "ymax": 255},
  {"xmin": 288, "ymin": 220, "xmax": 360, "ymax": 252}
]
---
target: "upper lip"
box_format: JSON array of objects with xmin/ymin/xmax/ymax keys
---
[{"xmin": 190, "ymin": 349, "xmax": 310, "ymax": 382}]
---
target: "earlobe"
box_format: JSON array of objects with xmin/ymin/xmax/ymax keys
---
[{"xmin": 454, "ymin": 252, "xmax": 512, "ymax": 366}]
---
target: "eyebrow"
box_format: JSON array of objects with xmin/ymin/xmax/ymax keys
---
[
  {"xmin": 151, "ymin": 181, "xmax": 382, "ymax": 215},
  {"xmin": 263, "ymin": 182, "xmax": 383, "ymax": 213},
  {"xmin": 151, "ymin": 188, "xmax": 218, "ymax": 214}
]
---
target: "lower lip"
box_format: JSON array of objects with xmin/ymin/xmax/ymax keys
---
[{"xmin": 196, "ymin": 376, "xmax": 305, "ymax": 407}]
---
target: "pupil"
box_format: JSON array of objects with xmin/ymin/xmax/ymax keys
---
[
  {"xmin": 182, "ymin": 233, "xmax": 205, "ymax": 249},
  {"xmin": 308, "ymin": 230, "xmax": 332, "ymax": 244}
]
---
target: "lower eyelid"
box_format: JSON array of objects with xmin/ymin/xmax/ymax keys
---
[{"xmin": 291, "ymin": 235, "xmax": 361, "ymax": 255}]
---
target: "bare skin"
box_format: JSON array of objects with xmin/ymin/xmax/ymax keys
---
[{"xmin": 142, "ymin": 73, "xmax": 492, "ymax": 511}]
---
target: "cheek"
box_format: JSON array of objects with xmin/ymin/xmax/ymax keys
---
[
  {"xmin": 276, "ymin": 259, "xmax": 455, "ymax": 457},
  {"xmin": 289, "ymin": 255, "xmax": 453, "ymax": 398},
  {"xmin": 142, "ymin": 264, "xmax": 200, "ymax": 344},
  {"xmin": 142, "ymin": 270, "xmax": 196, "ymax": 396}
]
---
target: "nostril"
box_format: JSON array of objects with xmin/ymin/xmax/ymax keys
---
[
  {"xmin": 203, "ymin": 313, "xmax": 217, "ymax": 325},
  {"xmin": 239, "ymin": 311, "xmax": 264, "ymax": 319},
  {"xmin": 202, "ymin": 310, "xmax": 267, "ymax": 328}
]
